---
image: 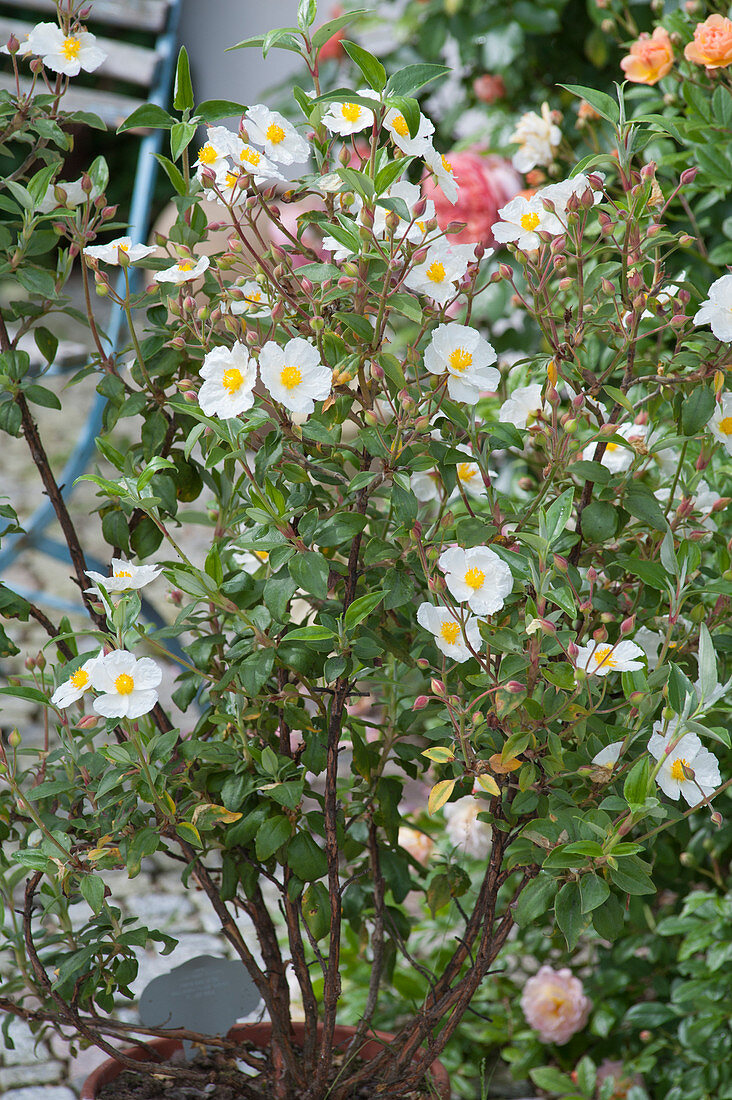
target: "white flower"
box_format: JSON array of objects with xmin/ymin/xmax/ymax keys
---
[
  {"xmin": 708, "ymin": 392, "xmax": 732, "ymax": 455},
  {"xmin": 425, "ymin": 322, "xmax": 499, "ymax": 403},
  {"xmin": 582, "ymin": 422, "xmax": 648, "ymax": 472},
  {"xmin": 492, "ymin": 195, "xmax": 563, "ymax": 251},
  {"xmin": 538, "ymin": 173, "xmax": 603, "ymax": 220},
  {"xmin": 416, "ymin": 602, "xmax": 482, "ymax": 663},
  {"xmin": 244, "ymin": 104, "xmax": 309, "ymax": 164},
  {"xmin": 227, "ymin": 280, "xmax": 269, "ymax": 317},
  {"xmin": 84, "ymin": 236, "xmax": 157, "ymax": 265},
  {"xmin": 383, "ymin": 107, "xmax": 435, "ymax": 156},
  {"xmin": 575, "ymin": 639, "xmax": 645, "ymax": 677},
  {"xmin": 233, "ymin": 143, "xmax": 286, "ymax": 185},
  {"xmin": 635, "ymin": 626, "xmax": 665, "ymax": 670},
  {"xmin": 510, "ymin": 102, "xmax": 561, "ymax": 173},
  {"xmin": 444, "ymin": 797, "xmax": 492, "ymax": 858},
  {"xmin": 648, "ymin": 719, "xmax": 720, "ymax": 805},
  {"xmin": 195, "ymin": 126, "xmax": 237, "ymax": 178},
  {"xmin": 423, "ymin": 144, "xmax": 459, "ymax": 203},
  {"xmin": 438, "ymin": 545, "xmax": 513, "ymax": 616},
  {"xmin": 591, "ymin": 741, "xmax": 623, "ymax": 769},
  {"xmin": 694, "ymin": 274, "xmax": 732, "ymax": 341},
  {"xmin": 204, "ymin": 169, "xmax": 248, "ymax": 208},
  {"xmin": 85, "ymin": 559, "xmax": 162, "ymax": 595},
  {"xmin": 51, "ymin": 652, "xmax": 102, "ymax": 709},
  {"xmin": 455, "ymin": 448, "xmax": 487, "ymax": 499},
  {"xmin": 28, "ymin": 22, "xmax": 106, "ymax": 77},
  {"xmin": 404, "ymin": 241, "xmax": 476, "ymax": 305},
  {"xmin": 412, "ymin": 468, "xmax": 441, "ymax": 503},
  {"xmin": 198, "ymin": 342, "xmax": 256, "ymax": 419},
  {"xmin": 91, "ymin": 651, "xmax": 162, "ymax": 720},
  {"xmin": 398, "ymin": 825, "xmax": 434, "ymax": 865},
  {"xmin": 655, "ymin": 479, "xmax": 721, "ymax": 534},
  {"xmin": 322, "ymin": 90, "xmax": 379, "ymax": 136},
  {"xmin": 154, "ymin": 256, "xmax": 210, "ymax": 284},
  {"xmin": 498, "ymin": 382, "xmax": 545, "ymax": 430},
  {"xmin": 38, "ymin": 176, "xmax": 101, "ymax": 214},
  {"xmin": 259, "ymin": 337, "xmax": 331, "ymax": 417}
]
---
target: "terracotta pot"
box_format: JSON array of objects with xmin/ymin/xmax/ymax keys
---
[{"xmin": 80, "ymin": 1021, "xmax": 451, "ymax": 1099}]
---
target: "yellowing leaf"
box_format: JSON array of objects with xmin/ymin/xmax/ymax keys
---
[
  {"xmin": 489, "ymin": 753, "xmax": 522, "ymax": 774},
  {"xmin": 422, "ymin": 746, "xmax": 456, "ymax": 763},
  {"xmin": 475, "ymin": 774, "xmax": 501, "ymax": 797},
  {"xmin": 428, "ymin": 778, "xmax": 456, "ymax": 815}
]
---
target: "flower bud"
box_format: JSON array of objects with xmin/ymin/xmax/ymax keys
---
[
  {"xmin": 24, "ymin": 655, "xmax": 36, "ymax": 670},
  {"xmin": 680, "ymin": 167, "xmax": 698, "ymax": 186},
  {"xmin": 593, "ymin": 625, "xmax": 608, "ymax": 643},
  {"xmin": 620, "ymin": 615, "xmax": 635, "ymax": 636},
  {"xmin": 412, "ymin": 695, "xmax": 429, "ymax": 711},
  {"xmin": 5, "ymin": 33, "xmax": 19, "ymax": 53},
  {"xmin": 711, "ymin": 810, "xmax": 723, "ymax": 828},
  {"xmin": 498, "ymin": 263, "xmax": 513, "ymax": 281},
  {"xmin": 8, "ymin": 729, "xmax": 21, "ymax": 748},
  {"xmin": 431, "ymin": 678, "xmax": 446, "ymax": 697},
  {"xmin": 553, "ymin": 554, "xmax": 568, "ymax": 572},
  {"xmin": 77, "ymin": 714, "xmax": 100, "ymax": 729},
  {"xmin": 416, "ymin": 657, "xmax": 430, "ymax": 669}
]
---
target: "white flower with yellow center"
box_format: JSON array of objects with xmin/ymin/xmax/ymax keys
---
[
  {"xmin": 404, "ymin": 241, "xmax": 476, "ymax": 305},
  {"xmin": 383, "ymin": 107, "xmax": 435, "ymax": 156},
  {"xmin": 693, "ymin": 274, "xmax": 732, "ymax": 342},
  {"xmin": 228, "ymin": 142, "xmax": 286, "ymax": 186},
  {"xmin": 510, "ymin": 102, "xmax": 561, "ymax": 173},
  {"xmin": 51, "ymin": 652, "xmax": 102, "ymax": 709},
  {"xmin": 422, "ymin": 143, "xmax": 459, "ymax": 203},
  {"xmin": 227, "ymin": 280, "xmax": 269, "ymax": 318},
  {"xmin": 259, "ymin": 337, "xmax": 332, "ymax": 417},
  {"xmin": 498, "ymin": 382, "xmax": 545, "ymax": 430},
  {"xmin": 194, "ymin": 126, "xmax": 236, "ymax": 178},
  {"xmin": 539, "ymin": 174, "xmax": 603, "ymax": 220},
  {"xmin": 244, "ymin": 104, "xmax": 309, "ymax": 165},
  {"xmin": 85, "ymin": 559, "xmax": 162, "ymax": 596},
  {"xmin": 416, "ymin": 602, "xmax": 482, "ymax": 663},
  {"xmin": 90, "ymin": 651, "xmax": 162, "ymax": 720},
  {"xmin": 27, "ymin": 22, "xmax": 106, "ymax": 77},
  {"xmin": 425, "ymin": 322, "xmax": 499, "ymax": 403},
  {"xmin": 591, "ymin": 741, "xmax": 623, "ymax": 770},
  {"xmin": 492, "ymin": 195, "xmax": 562, "ymax": 252},
  {"xmin": 198, "ymin": 342, "xmax": 256, "ymax": 419},
  {"xmin": 323, "ymin": 90, "xmax": 379, "ymax": 136},
  {"xmin": 708, "ymin": 391, "xmax": 732, "ymax": 455},
  {"xmin": 438, "ymin": 545, "xmax": 513, "ymax": 616},
  {"xmin": 575, "ymin": 639, "xmax": 644, "ymax": 677},
  {"xmin": 455, "ymin": 447, "xmax": 487, "ymax": 499},
  {"xmin": 154, "ymin": 255, "xmax": 210, "ymax": 284},
  {"xmin": 582, "ymin": 422, "xmax": 649, "ymax": 472},
  {"xmin": 204, "ymin": 168, "xmax": 248, "ymax": 208},
  {"xmin": 84, "ymin": 236, "xmax": 158, "ymax": 265},
  {"xmin": 648, "ymin": 720, "xmax": 720, "ymax": 805},
  {"xmin": 444, "ymin": 797, "xmax": 492, "ymax": 859}
]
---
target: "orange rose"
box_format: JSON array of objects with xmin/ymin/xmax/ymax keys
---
[
  {"xmin": 684, "ymin": 13, "xmax": 732, "ymax": 69},
  {"xmin": 620, "ymin": 27, "xmax": 674, "ymax": 84}
]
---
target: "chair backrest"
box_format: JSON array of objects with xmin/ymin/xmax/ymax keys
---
[{"xmin": 0, "ymin": 0, "xmax": 176, "ymax": 128}]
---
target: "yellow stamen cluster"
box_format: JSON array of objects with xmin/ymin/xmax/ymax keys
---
[
  {"xmin": 440, "ymin": 621, "xmax": 460, "ymax": 645},
  {"xmin": 62, "ymin": 36, "xmax": 81, "ymax": 60},
  {"xmin": 70, "ymin": 669, "xmax": 89, "ymax": 689},
  {"xmin": 520, "ymin": 212, "xmax": 540, "ymax": 232},
  {"xmin": 280, "ymin": 365, "xmax": 302, "ymax": 390},
  {"xmin": 448, "ymin": 347, "xmax": 473, "ymax": 373},
  {"xmin": 464, "ymin": 567, "xmax": 485, "ymax": 590},
  {"xmin": 341, "ymin": 103, "xmax": 362, "ymax": 122},
  {"xmin": 223, "ymin": 368, "xmax": 244, "ymax": 395},
  {"xmin": 426, "ymin": 262, "xmax": 446, "ymax": 283},
  {"xmin": 115, "ymin": 674, "xmax": 134, "ymax": 695},
  {"xmin": 266, "ymin": 123, "xmax": 285, "ymax": 144}
]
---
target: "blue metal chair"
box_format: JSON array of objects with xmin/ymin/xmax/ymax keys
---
[{"xmin": 0, "ymin": 0, "xmax": 182, "ymax": 624}]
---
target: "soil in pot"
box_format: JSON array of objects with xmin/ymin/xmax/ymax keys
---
[{"xmin": 97, "ymin": 1042, "xmax": 438, "ymax": 1100}]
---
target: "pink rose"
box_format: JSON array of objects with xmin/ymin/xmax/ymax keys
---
[
  {"xmin": 421, "ymin": 149, "xmax": 522, "ymax": 248},
  {"xmin": 473, "ymin": 74, "xmax": 506, "ymax": 104},
  {"xmin": 520, "ymin": 965, "xmax": 591, "ymax": 1044}
]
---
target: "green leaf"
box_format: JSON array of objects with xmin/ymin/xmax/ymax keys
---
[
  {"xmin": 195, "ymin": 99, "xmax": 248, "ymax": 122},
  {"xmin": 560, "ymin": 83, "xmax": 620, "ymax": 124},
  {"xmin": 513, "ymin": 874, "xmax": 558, "ymax": 927},
  {"xmin": 228, "ymin": 31, "xmax": 302, "ymax": 55},
  {"xmin": 344, "ymin": 591, "xmax": 384, "ymax": 630},
  {"xmin": 170, "ymin": 121, "xmax": 197, "ymax": 162},
  {"xmin": 385, "ymin": 95, "xmax": 420, "ymax": 138},
  {"xmin": 285, "ymin": 623, "xmax": 334, "ymax": 643},
  {"xmin": 173, "ymin": 46, "xmax": 194, "ymax": 112},
  {"xmin": 544, "ymin": 488, "xmax": 575, "ymax": 545},
  {"xmin": 375, "ymin": 159, "xmax": 406, "ymax": 194},
  {"xmin": 263, "ymin": 573, "xmax": 297, "ymax": 622},
  {"xmin": 580, "ymin": 873, "xmax": 610, "ymax": 913},
  {"xmin": 386, "ymin": 64, "xmax": 451, "ymax": 98},
  {"xmin": 625, "ymin": 485, "xmax": 668, "ymax": 532},
  {"xmin": 298, "ymin": 0, "xmax": 318, "ymax": 29},
  {"xmin": 341, "ymin": 40, "xmax": 386, "ymax": 91},
  {"xmin": 681, "ymin": 386, "xmax": 715, "ymax": 437},
  {"xmin": 530, "ymin": 1067, "xmax": 579, "ymax": 1093},
  {"xmin": 287, "ymin": 831, "xmax": 327, "ymax": 880},
  {"xmin": 118, "ymin": 104, "xmax": 177, "ymax": 133},
  {"xmin": 239, "ymin": 649, "xmax": 275, "ymax": 695},
  {"xmin": 581, "ymin": 500, "xmax": 617, "ymax": 542},
  {"xmin": 571, "ymin": 459, "xmax": 611, "ymax": 485},
  {"xmin": 592, "ymin": 892, "xmax": 625, "ymax": 940},
  {"xmin": 623, "ymin": 756, "xmax": 650, "ymax": 807},
  {"xmin": 23, "ymin": 384, "xmax": 61, "ymax": 410},
  {"xmin": 608, "ymin": 857, "xmax": 655, "ymax": 895},
  {"xmin": 311, "ymin": 9, "xmax": 369, "ymax": 50},
  {"xmin": 256, "ymin": 815, "xmax": 292, "ymax": 860},
  {"xmin": 555, "ymin": 880, "xmax": 586, "ymax": 950},
  {"xmin": 153, "ymin": 154, "xmax": 187, "ymax": 196},
  {"xmin": 80, "ymin": 875, "xmax": 105, "ymax": 913},
  {"xmin": 697, "ymin": 623, "xmax": 718, "ymax": 700},
  {"xmin": 289, "ymin": 552, "xmax": 329, "ymax": 600}
]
